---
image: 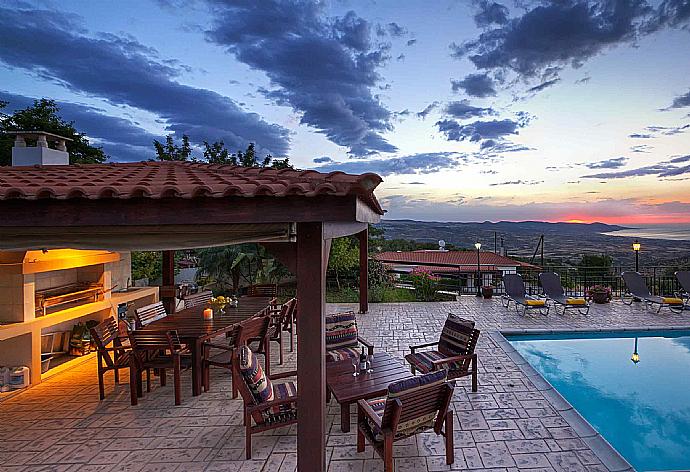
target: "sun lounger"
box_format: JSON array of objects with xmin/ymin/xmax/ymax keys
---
[
  {"xmin": 675, "ymin": 271, "xmax": 690, "ymax": 309},
  {"xmin": 501, "ymin": 273, "xmax": 549, "ymax": 315},
  {"xmin": 539, "ymin": 272, "xmax": 590, "ymax": 315},
  {"xmin": 621, "ymin": 271, "xmax": 684, "ymax": 313}
]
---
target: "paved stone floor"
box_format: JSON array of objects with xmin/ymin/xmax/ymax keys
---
[{"xmin": 1, "ymin": 298, "xmax": 689, "ymax": 471}]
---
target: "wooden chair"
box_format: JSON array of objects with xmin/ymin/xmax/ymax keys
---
[
  {"xmin": 405, "ymin": 314, "xmax": 480, "ymax": 392},
  {"xmin": 182, "ymin": 290, "xmax": 213, "ymax": 310},
  {"xmin": 357, "ymin": 371, "xmax": 455, "ymax": 472},
  {"xmin": 247, "ymin": 283, "xmax": 277, "ymax": 297},
  {"xmin": 255, "ymin": 297, "xmax": 297, "ymax": 365},
  {"xmin": 128, "ymin": 329, "xmax": 191, "ymax": 406},
  {"xmin": 202, "ymin": 315, "xmax": 272, "ymax": 398},
  {"xmin": 325, "ymin": 311, "xmax": 373, "ymax": 362},
  {"xmin": 133, "ymin": 301, "xmax": 168, "ymax": 328},
  {"xmin": 234, "ymin": 345, "xmax": 297, "ymax": 459},
  {"xmin": 89, "ymin": 316, "xmax": 131, "ymax": 400}
]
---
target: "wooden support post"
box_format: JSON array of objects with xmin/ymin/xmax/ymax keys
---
[
  {"xmin": 162, "ymin": 250, "xmax": 175, "ymax": 314},
  {"xmin": 358, "ymin": 228, "xmax": 368, "ymax": 314},
  {"xmin": 296, "ymin": 222, "xmax": 326, "ymax": 472}
]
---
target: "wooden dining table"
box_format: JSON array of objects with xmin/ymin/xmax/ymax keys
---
[{"xmin": 140, "ymin": 296, "xmax": 274, "ymax": 396}]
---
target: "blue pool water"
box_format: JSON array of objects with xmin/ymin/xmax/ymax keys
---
[{"xmin": 507, "ymin": 331, "xmax": 690, "ymax": 472}]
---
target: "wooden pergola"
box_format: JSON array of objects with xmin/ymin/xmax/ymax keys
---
[{"xmin": 0, "ymin": 161, "xmax": 382, "ymax": 471}]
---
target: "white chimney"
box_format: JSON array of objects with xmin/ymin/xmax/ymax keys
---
[{"xmin": 8, "ymin": 131, "xmax": 71, "ymax": 166}]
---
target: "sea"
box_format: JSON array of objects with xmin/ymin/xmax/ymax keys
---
[{"xmin": 603, "ymin": 224, "xmax": 690, "ymax": 241}]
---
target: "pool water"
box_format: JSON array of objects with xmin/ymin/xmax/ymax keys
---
[{"xmin": 507, "ymin": 331, "xmax": 690, "ymax": 472}]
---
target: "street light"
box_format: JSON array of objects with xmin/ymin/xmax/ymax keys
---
[
  {"xmin": 475, "ymin": 242, "xmax": 482, "ymax": 297},
  {"xmin": 632, "ymin": 240, "xmax": 641, "ymax": 272},
  {"xmin": 631, "ymin": 337, "xmax": 640, "ymax": 364}
]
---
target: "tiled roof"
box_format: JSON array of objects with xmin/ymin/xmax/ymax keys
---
[
  {"xmin": 0, "ymin": 161, "xmax": 384, "ymax": 214},
  {"xmin": 374, "ymin": 250, "xmax": 534, "ymax": 267}
]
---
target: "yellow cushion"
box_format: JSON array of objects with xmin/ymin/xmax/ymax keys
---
[
  {"xmin": 662, "ymin": 297, "xmax": 684, "ymax": 305},
  {"xmin": 526, "ymin": 299, "xmax": 546, "ymax": 306},
  {"xmin": 566, "ymin": 298, "xmax": 586, "ymax": 305}
]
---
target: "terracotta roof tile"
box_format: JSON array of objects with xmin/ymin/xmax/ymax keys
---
[
  {"xmin": 0, "ymin": 161, "xmax": 384, "ymax": 214},
  {"xmin": 374, "ymin": 250, "xmax": 535, "ymax": 268}
]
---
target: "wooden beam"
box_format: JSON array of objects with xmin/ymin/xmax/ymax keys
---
[
  {"xmin": 162, "ymin": 250, "xmax": 175, "ymax": 314},
  {"xmin": 322, "ymin": 221, "xmax": 367, "ymax": 240},
  {"xmin": 296, "ymin": 222, "xmax": 326, "ymax": 472},
  {"xmin": 357, "ymin": 228, "xmax": 368, "ymax": 314},
  {"xmin": 260, "ymin": 242, "xmax": 297, "ymax": 274}
]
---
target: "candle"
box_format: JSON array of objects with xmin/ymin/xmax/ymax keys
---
[{"xmin": 203, "ymin": 308, "xmax": 213, "ymax": 320}]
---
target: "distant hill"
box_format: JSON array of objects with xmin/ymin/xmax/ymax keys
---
[{"xmin": 375, "ymin": 220, "xmax": 688, "ymax": 266}]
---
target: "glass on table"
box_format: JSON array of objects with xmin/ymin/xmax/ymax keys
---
[
  {"xmin": 351, "ymin": 359, "xmax": 360, "ymax": 377},
  {"xmin": 367, "ymin": 354, "xmax": 374, "ymax": 374}
]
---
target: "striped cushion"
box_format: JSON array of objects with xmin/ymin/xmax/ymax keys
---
[
  {"xmin": 238, "ymin": 345, "xmax": 273, "ymax": 404},
  {"xmin": 405, "ymin": 350, "xmax": 465, "ymax": 373},
  {"xmin": 363, "ymin": 397, "xmax": 387, "ymax": 441},
  {"xmin": 326, "ymin": 346, "xmax": 360, "ymax": 362},
  {"xmin": 438, "ymin": 314, "xmax": 475, "ymax": 356},
  {"xmin": 325, "ymin": 312, "xmax": 359, "ymax": 350},
  {"xmin": 263, "ymin": 381, "xmax": 297, "ymax": 424}
]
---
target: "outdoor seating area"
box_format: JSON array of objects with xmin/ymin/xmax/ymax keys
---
[{"xmin": 2, "ymin": 296, "xmax": 689, "ymax": 471}]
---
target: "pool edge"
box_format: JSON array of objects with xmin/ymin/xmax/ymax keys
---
[{"xmin": 491, "ymin": 329, "xmax": 640, "ymax": 472}]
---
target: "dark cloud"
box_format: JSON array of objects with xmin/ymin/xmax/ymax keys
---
[
  {"xmin": 582, "ymin": 154, "xmax": 690, "ymax": 178},
  {"xmin": 628, "ymin": 123, "xmax": 690, "ymax": 138},
  {"xmin": 667, "ymin": 89, "xmax": 690, "ymax": 109},
  {"xmin": 396, "ymin": 53, "xmax": 405, "ymax": 61},
  {"xmin": 451, "ymin": 73, "xmax": 497, "ymax": 97},
  {"xmin": 479, "ymin": 139, "xmax": 531, "ymax": 153},
  {"xmin": 645, "ymin": 0, "xmax": 690, "ymax": 31},
  {"xmin": 0, "ymin": 5, "xmax": 290, "ymax": 156},
  {"xmin": 629, "ymin": 133, "xmax": 653, "ymax": 138},
  {"xmin": 0, "ymin": 91, "xmax": 158, "ymax": 162},
  {"xmin": 406, "ymin": 39, "xmax": 417, "ymax": 46},
  {"xmin": 526, "ymin": 78, "xmax": 560, "ymax": 93},
  {"xmin": 473, "ymin": 1, "xmax": 510, "ymax": 27},
  {"xmin": 436, "ymin": 118, "xmax": 521, "ymax": 142},
  {"xmin": 204, "ymin": 0, "xmax": 396, "ymax": 156},
  {"xmin": 386, "ymin": 22, "xmax": 408, "ymax": 37},
  {"xmin": 489, "ymin": 179, "xmax": 543, "ymax": 186},
  {"xmin": 417, "ymin": 101, "xmax": 440, "ymax": 119},
  {"xmin": 445, "ymin": 100, "xmax": 495, "ymax": 119},
  {"xmin": 584, "ymin": 156, "xmax": 628, "ymax": 169},
  {"xmin": 453, "ymin": 0, "xmax": 653, "ymax": 80},
  {"xmin": 669, "ymin": 154, "xmax": 690, "ymax": 163},
  {"xmin": 312, "ymin": 152, "xmax": 467, "ymax": 176},
  {"xmin": 630, "ymin": 144, "xmax": 652, "ymax": 153},
  {"xmin": 312, "ymin": 156, "xmax": 333, "ymax": 163}
]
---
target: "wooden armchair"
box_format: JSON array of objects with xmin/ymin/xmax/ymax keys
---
[
  {"xmin": 133, "ymin": 301, "xmax": 168, "ymax": 328},
  {"xmin": 182, "ymin": 290, "xmax": 213, "ymax": 309},
  {"xmin": 357, "ymin": 370, "xmax": 455, "ymax": 472},
  {"xmin": 405, "ymin": 314, "xmax": 480, "ymax": 391},
  {"xmin": 202, "ymin": 315, "xmax": 271, "ymax": 397},
  {"xmin": 90, "ymin": 316, "xmax": 131, "ymax": 400},
  {"xmin": 247, "ymin": 283, "xmax": 278, "ymax": 297},
  {"xmin": 128, "ymin": 329, "xmax": 191, "ymax": 406},
  {"xmin": 260, "ymin": 297, "xmax": 297, "ymax": 365},
  {"xmin": 325, "ymin": 311, "xmax": 374, "ymax": 362},
  {"xmin": 234, "ymin": 345, "xmax": 297, "ymax": 459}
]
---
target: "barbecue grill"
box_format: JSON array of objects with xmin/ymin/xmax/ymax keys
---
[{"xmin": 34, "ymin": 282, "xmax": 103, "ymax": 317}]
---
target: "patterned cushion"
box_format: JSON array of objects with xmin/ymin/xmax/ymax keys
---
[
  {"xmin": 438, "ymin": 314, "xmax": 475, "ymax": 356},
  {"xmin": 325, "ymin": 312, "xmax": 359, "ymax": 350},
  {"xmin": 238, "ymin": 345, "xmax": 273, "ymax": 404},
  {"xmin": 263, "ymin": 381, "xmax": 297, "ymax": 425},
  {"xmin": 326, "ymin": 346, "xmax": 360, "ymax": 363},
  {"xmin": 362, "ymin": 397, "xmax": 387, "ymax": 441},
  {"xmin": 405, "ymin": 350, "xmax": 465, "ymax": 373}
]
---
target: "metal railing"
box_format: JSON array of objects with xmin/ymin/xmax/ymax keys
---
[{"xmin": 388, "ymin": 264, "xmax": 684, "ymax": 297}]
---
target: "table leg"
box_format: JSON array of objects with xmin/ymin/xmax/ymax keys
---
[
  {"xmin": 341, "ymin": 402, "xmax": 351, "ymax": 433},
  {"xmin": 192, "ymin": 339, "xmax": 202, "ymax": 396}
]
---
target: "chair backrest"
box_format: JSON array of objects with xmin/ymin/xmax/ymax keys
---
[
  {"xmin": 622, "ymin": 271, "xmax": 651, "ymax": 297},
  {"xmin": 134, "ymin": 301, "xmax": 168, "ymax": 328},
  {"xmin": 325, "ymin": 311, "xmax": 359, "ymax": 351},
  {"xmin": 276, "ymin": 298, "xmax": 297, "ymax": 329},
  {"xmin": 183, "ymin": 290, "xmax": 213, "ymax": 309},
  {"xmin": 237, "ymin": 315, "xmax": 271, "ymax": 346},
  {"xmin": 247, "ymin": 284, "xmax": 278, "ymax": 297},
  {"xmin": 539, "ymin": 272, "xmax": 564, "ymax": 298},
  {"xmin": 234, "ymin": 344, "xmax": 274, "ymax": 424},
  {"xmin": 90, "ymin": 316, "xmax": 124, "ymax": 368},
  {"xmin": 380, "ymin": 370, "xmax": 453, "ymax": 437},
  {"xmin": 676, "ymin": 271, "xmax": 690, "ymax": 293},
  {"xmin": 503, "ymin": 273, "xmax": 525, "ymax": 298},
  {"xmin": 128, "ymin": 330, "xmax": 181, "ymax": 367},
  {"xmin": 437, "ymin": 314, "xmax": 480, "ymax": 371}
]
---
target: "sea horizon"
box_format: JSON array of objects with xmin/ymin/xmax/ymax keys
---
[{"xmin": 602, "ymin": 223, "xmax": 690, "ymax": 241}]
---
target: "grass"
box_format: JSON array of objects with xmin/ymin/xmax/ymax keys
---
[{"xmin": 326, "ymin": 286, "xmax": 454, "ymax": 303}]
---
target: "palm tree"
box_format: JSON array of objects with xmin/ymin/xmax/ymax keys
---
[{"xmin": 196, "ymin": 245, "xmax": 247, "ymax": 294}]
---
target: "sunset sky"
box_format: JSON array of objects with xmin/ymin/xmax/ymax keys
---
[{"xmin": 1, "ymin": 0, "xmax": 689, "ymax": 223}]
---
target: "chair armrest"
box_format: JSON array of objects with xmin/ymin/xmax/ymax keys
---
[
  {"xmin": 247, "ymin": 395, "xmax": 298, "ymax": 413},
  {"xmin": 357, "ymin": 399, "xmax": 382, "ymax": 428},
  {"xmin": 430, "ymin": 353, "xmax": 476, "ymax": 368},
  {"xmin": 203, "ymin": 342, "xmax": 235, "ymax": 352},
  {"xmin": 270, "ymin": 370, "xmax": 298, "ymax": 380},
  {"xmin": 358, "ymin": 336, "xmax": 374, "ymax": 355},
  {"xmin": 409, "ymin": 341, "xmax": 439, "ymax": 354}
]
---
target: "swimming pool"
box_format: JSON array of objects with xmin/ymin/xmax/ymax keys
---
[{"xmin": 506, "ymin": 330, "xmax": 690, "ymax": 472}]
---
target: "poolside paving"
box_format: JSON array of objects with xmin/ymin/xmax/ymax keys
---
[{"xmin": 1, "ymin": 298, "xmax": 688, "ymax": 471}]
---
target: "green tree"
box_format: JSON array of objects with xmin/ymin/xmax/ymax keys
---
[
  {"xmin": 0, "ymin": 99, "xmax": 107, "ymax": 166},
  {"xmin": 328, "ymin": 237, "xmax": 359, "ymax": 290},
  {"xmin": 196, "ymin": 245, "xmax": 246, "ymax": 294},
  {"xmin": 153, "ymin": 134, "xmax": 193, "ymax": 161},
  {"xmin": 577, "ymin": 254, "xmax": 613, "ymax": 278},
  {"xmin": 203, "ymin": 140, "xmax": 235, "ymax": 164}
]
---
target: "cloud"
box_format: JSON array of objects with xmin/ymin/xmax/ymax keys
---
[
  {"xmin": 666, "ymin": 89, "xmax": 690, "ymax": 109},
  {"xmin": 0, "ymin": 5, "xmax": 290, "ymax": 156},
  {"xmin": 526, "ymin": 78, "xmax": 560, "ymax": 93},
  {"xmin": 629, "ymin": 133, "xmax": 653, "ymax": 138},
  {"xmin": 312, "ymin": 156, "xmax": 333, "ymax": 163},
  {"xmin": 406, "ymin": 39, "xmax": 417, "ymax": 46},
  {"xmin": 312, "ymin": 152, "xmax": 467, "ymax": 176},
  {"xmin": 585, "ymin": 156, "xmax": 628, "ymax": 169},
  {"xmin": 386, "ymin": 22, "xmax": 408, "ymax": 37},
  {"xmin": 630, "ymin": 144, "xmax": 652, "ymax": 153},
  {"xmin": 445, "ymin": 100, "xmax": 495, "ymax": 119},
  {"xmin": 203, "ymin": 0, "xmax": 397, "ymax": 156},
  {"xmin": 582, "ymin": 155, "xmax": 690, "ymax": 178},
  {"xmin": 645, "ymin": 0, "xmax": 690, "ymax": 31},
  {"xmin": 436, "ymin": 118, "xmax": 521, "ymax": 142},
  {"xmin": 628, "ymin": 123, "xmax": 690, "ymax": 138},
  {"xmin": 479, "ymin": 139, "xmax": 531, "ymax": 153},
  {"xmin": 489, "ymin": 179, "xmax": 543, "ymax": 186},
  {"xmin": 0, "ymin": 91, "xmax": 159, "ymax": 161},
  {"xmin": 452, "ymin": 0, "xmax": 654, "ymax": 81},
  {"xmin": 473, "ymin": 1, "xmax": 510, "ymax": 27},
  {"xmin": 417, "ymin": 101, "xmax": 440, "ymax": 119},
  {"xmin": 451, "ymin": 73, "xmax": 497, "ymax": 97}
]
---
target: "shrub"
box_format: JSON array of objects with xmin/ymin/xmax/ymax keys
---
[{"xmin": 410, "ymin": 267, "xmax": 440, "ymax": 301}]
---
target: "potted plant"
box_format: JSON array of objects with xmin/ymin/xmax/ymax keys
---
[
  {"xmin": 587, "ymin": 285, "xmax": 612, "ymax": 304},
  {"xmin": 481, "ymin": 285, "xmax": 494, "ymax": 299}
]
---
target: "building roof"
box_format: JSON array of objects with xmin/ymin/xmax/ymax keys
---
[
  {"xmin": 0, "ymin": 161, "xmax": 384, "ymax": 214},
  {"xmin": 374, "ymin": 250, "xmax": 537, "ymax": 268}
]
